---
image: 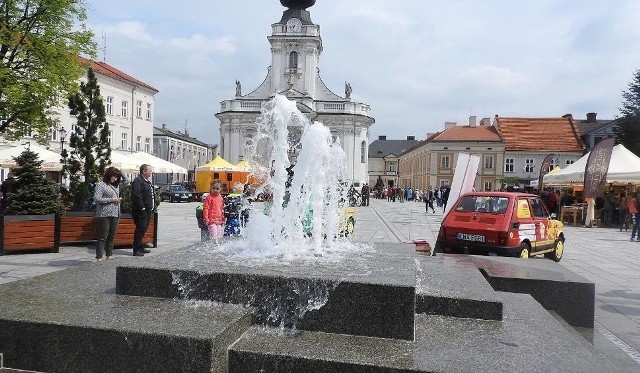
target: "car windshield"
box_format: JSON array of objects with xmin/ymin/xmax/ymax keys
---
[
  {"xmin": 168, "ymin": 186, "xmax": 188, "ymax": 192},
  {"xmin": 454, "ymin": 196, "xmax": 509, "ymax": 214}
]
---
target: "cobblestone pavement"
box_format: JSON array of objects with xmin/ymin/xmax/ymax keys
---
[{"xmin": 1, "ymin": 197, "xmax": 639, "ymax": 370}]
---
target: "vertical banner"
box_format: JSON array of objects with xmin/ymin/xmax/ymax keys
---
[
  {"xmin": 444, "ymin": 153, "xmax": 480, "ymax": 216},
  {"xmin": 537, "ymin": 154, "xmax": 555, "ymax": 190},
  {"xmin": 583, "ymin": 137, "xmax": 615, "ymax": 199}
]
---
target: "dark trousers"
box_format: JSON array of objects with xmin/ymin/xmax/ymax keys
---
[
  {"xmin": 96, "ymin": 217, "xmax": 119, "ymax": 259},
  {"xmin": 132, "ymin": 211, "xmax": 152, "ymax": 252}
]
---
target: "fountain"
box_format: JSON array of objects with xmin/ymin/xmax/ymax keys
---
[{"xmin": 0, "ymin": 95, "xmax": 614, "ymax": 372}]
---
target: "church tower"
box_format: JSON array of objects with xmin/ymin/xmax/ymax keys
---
[{"xmin": 216, "ymin": 0, "xmax": 375, "ymax": 186}]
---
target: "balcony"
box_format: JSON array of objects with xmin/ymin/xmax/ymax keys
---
[{"xmin": 318, "ymin": 101, "xmax": 371, "ymax": 116}]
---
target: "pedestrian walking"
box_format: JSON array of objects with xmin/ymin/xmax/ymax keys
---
[
  {"xmin": 424, "ymin": 187, "xmax": 435, "ymax": 213},
  {"xmin": 628, "ymin": 193, "xmax": 639, "ymax": 242}
]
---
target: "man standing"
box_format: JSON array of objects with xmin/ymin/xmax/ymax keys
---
[
  {"xmin": 628, "ymin": 193, "xmax": 639, "ymax": 242},
  {"xmin": 0, "ymin": 172, "xmax": 16, "ymax": 213},
  {"xmin": 131, "ymin": 164, "xmax": 154, "ymax": 256}
]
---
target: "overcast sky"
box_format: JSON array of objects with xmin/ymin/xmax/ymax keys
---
[{"xmin": 87, "ymin": 0, "xmax": 640, "ymax": 145}]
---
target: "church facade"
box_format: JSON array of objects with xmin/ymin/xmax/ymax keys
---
[{"xmin": 216, "ymin": 0, "xmax": 375, "ymax": 187}]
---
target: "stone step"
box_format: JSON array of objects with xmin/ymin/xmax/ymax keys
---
[
  {"xmin": 0, "ymin": 261, "xmax": 252, "ymax": 373},
  {"xmin": 228, "ymin": 292, "xmax": 615, "ymax": 373}
]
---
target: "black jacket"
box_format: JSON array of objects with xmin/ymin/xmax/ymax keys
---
[{"xmin": 131, "ymin": 175, "xmax": 154, "ymax": 213}]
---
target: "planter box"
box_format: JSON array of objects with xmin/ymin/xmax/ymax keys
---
[
  {"xmin": 1, "ymin": 213, "xmax": 157, "ymax": 255},
  {"xmin": 0, "ymin": 214, "xmax": 59, "ymax": 254},
  {"xmin": 114, "ymin": 213, "xmax": 158, "ymax": 248},
  {"xmin": 59, "ymin": 212, "xmax": 98, "ymax": 243}
]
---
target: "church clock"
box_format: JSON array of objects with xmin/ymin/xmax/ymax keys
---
[{"xmin": 286, "ymin": 18, "xmax": 302, "ymax": 32}]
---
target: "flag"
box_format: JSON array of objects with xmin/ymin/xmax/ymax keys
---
[
  {"xmin": 583, "ymin": 137, "xmax": 615, "ymax": 198},
  {"xmin": 537, "ymin": 154, "xmax": 555, "ymax": 190}
]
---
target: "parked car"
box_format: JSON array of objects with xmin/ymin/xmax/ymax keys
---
[
  {"xmin": 158, "ymin": 184, "xmax": 193, "ymax": 203},
  {"xmin": 434, "ymin": 192, "xmax": 564, "ymax": 261}
]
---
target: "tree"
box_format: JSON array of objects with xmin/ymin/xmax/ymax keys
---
[
  {"xmin": 62, "ymin": 67, "xmax": 111, "ymax": 211},
  {"xmin": 614, "ymin": 69, "xmax": 640, "ymax": 157},
  {"xmin": 0, "ymin": 0, "xmax": 96, "ymax": 141},
  {"xmin": 6, "ymin": 149, "xmax": 65, "ymax": 215}
]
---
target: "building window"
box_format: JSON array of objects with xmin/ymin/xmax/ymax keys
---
[
  {"xmin": 525, "ymin": 158, "xmax": 535, "ymax": 173},
  {"xmin": 484, "ymin": 155, "xmax": 494, "ymax": 170},
  {"xmin": 360, "ymin": 141, "xmax": 366, "ymax": 163},
  {"xmin": 121, "ymin": 132, "xmax": 128, "ymax": 150},
  {"xmin": 136, "ymin": 136, "xmax": 141, "ymax": 152},
  {"xmin": 50, "ymin": 129, "xmax": 58, "ymax": 141},
  {"xmin": 289, "ymin": 51, "xmax": 298, "ymax": 69},
  {"xmin": 146, "ymin": 103, "xmax": 152, "ymax": 121},
  {"xmin": 566, "ymin": 160, "xmax": 574, "ymax": 166},
  {"xmin": 440, "ymin": 180, "xmax": 450, "ymax": 187},
  {"xmin": 107, "ymin": 131, "xmax": 112, "ymax": 147},
  {"xmin": 145, "ymin": 138, "xmax": 150, "ymax": 153},
  {"xmin": 106, "ymin": 96, "xmax": 113, "ymax": 115},
  {"xmin": 440, "ymin": 155, "xmax": 450, "ymax": 169},
  {"xmin": 505, "ymin": 158, "xmax": 514, "ymax": 173},
  {"xmin": 136, "ymin": 100, "xmax": 142, "ymax": 118},
  {"xmin": 121, "ymin": 100, "xmax": 128, "ymax": 118},
  {"xmin": 483, "ymin": 181, "xmax": 493, "ymax": 191}
]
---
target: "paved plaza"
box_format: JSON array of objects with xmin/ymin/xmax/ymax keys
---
[{"xmin": 1, "ymin": 197, "xmax": 639, "ymax": 370}]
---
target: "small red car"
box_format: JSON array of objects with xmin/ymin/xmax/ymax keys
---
[{"xmin": 435, "ymin": 192, "xmax": 564, "ymax": 261}]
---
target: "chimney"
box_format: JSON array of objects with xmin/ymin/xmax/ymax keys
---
[
  {"xmin": 469, "ymin": 115, "xmax": 477, "ymax": 127},
  {"xmin": 444, "ymin": 121, "xmax": 456, "ymax": 129},
  {"xmin": 562, "ymin": 114, "xmax": 573, "ymax": 120},
  {"xmin": 407, "ymin": 136, "xmax": 415, "ymax": 140},
  {"xmin": 586, "ymin": 112, "xmax": 597, "ymax": 123},
  {"xmin": 162, "ymin": 123, "xmax": 167, "ymax": 130},
  {"xmin": 480, "ymin": 117, "xmax": 491, "ymax": 126},
  {"xmin": 378, "ymin": 135, "xmax": 387, "ymax": 140}
]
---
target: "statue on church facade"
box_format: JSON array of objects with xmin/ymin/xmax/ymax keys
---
[
  {"xmin": 345, "ymin": 82, "xmax": 352, "ymax": 99},
  {"xmin": 235, "ymin": 80, "xmax": 242, "ymax": 97}
]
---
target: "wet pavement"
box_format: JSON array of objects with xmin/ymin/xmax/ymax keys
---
[{"xmin": 1, "ymin": 197, "xmax": 639, "ymax": 369}]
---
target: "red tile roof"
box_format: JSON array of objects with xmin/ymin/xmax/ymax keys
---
[
  {"xmin": 432, "ymin": 125, "xmax": 502, "ymax": 142},
  {"xmin": 79, "ymin": 56, "xmax": 158, "ymax": 93},
  {"xmin": 495, "ymin": 116, "xmax": 584, "ymax": 152}
]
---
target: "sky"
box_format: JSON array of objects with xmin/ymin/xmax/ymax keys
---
[{"xmin": 86, "ymin": 0, "xmax": 640, "ymax": 146}]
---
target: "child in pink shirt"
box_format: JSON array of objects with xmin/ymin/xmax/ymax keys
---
[{"xmin": 203, "ymin": 180, "xmax": 225, "ymax": 240}]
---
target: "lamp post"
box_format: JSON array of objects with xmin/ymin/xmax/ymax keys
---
[{"xmin": 59, "ymin": 127, "xmax": 68, "ymax": 188}]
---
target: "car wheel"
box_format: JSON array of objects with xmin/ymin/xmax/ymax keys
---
[
  {"xmin": 169, "ymin": 196, "xmax": 174, "ymax": 203},
  {"xmin": 548, "ymin": 239, "xmax": 564, "ymax": 262},
  {"xmin": 517, "ymin": 243, "xmax": 530, "ymax": 259}
]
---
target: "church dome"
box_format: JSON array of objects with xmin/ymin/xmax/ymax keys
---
[{"xmin": 280, "ymin": 0, "xmax": 315, "ymax": 9}]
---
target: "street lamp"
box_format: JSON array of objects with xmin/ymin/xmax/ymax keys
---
[{"xmin": 59, "ymin": 127, "xmax": 68, "ymax": 188}]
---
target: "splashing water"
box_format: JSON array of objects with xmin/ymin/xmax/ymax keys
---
[{"xmin": 213, "ymin": 94, "xmax": 367, "ymax": 260}]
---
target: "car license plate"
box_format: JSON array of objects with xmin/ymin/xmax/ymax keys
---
[
  {"xmin": 457, "ymin": 233, "xmax": 485, "ymax": 242},
  {"xmin": 181, "ymin": 195, "xmax": 188, "ymax": 198}
]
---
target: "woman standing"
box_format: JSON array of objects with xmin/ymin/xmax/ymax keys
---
[{"xmin": 94, "ymin": 167, "xmax": 123, "ymax": 261}]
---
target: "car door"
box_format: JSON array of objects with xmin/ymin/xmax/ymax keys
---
[
  {"xmin": 515, "ymin": 198, "xmax": 536, "ymax": 245},
  {"xmin": 529, "ymin": 197, "xmax": 553, "ymax": 252}
]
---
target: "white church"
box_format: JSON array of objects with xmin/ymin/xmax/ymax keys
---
[{"xmin": 216, "ymin": 0, "xmax": 375, "ymax": 187}]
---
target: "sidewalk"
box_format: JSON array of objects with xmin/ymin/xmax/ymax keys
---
[{"xmin": 1, "ymin": 197, "xmax": 639, "ymax": 370}]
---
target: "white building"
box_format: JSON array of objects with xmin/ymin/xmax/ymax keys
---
[
  {"xmin": 216, "ymin": 0, "xmax": 375, "ymax": 187},
  {"xmin": 0, "ymin": 58, "xmax": 158, "ymax": 181}
]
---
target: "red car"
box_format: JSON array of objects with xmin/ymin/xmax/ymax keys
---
[{"xmin": 435, "ymin": 192, "xmax": 565, "ymax": 261}]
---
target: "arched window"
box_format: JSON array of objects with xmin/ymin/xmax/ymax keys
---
[
  {"xmin": 289, "ymin": 51, "xmax": 298, "ymax": 69},
  {"xmin": 361, "ymin": 140, "xmax": 366, "ymax": 163}
]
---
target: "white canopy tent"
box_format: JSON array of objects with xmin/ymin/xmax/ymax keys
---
[
  {"xmin": 108, "ymin": 151, "xmax": 140, "ymax": 173},
  {"xmin": 544, "ymin": 144, "xmax": 640, "ymax": 185},
  {"xmin": 125, "ymin": 152, "xmax": 188, "ymax": 174},
  {"xmin": 0, "ymin": 144, "xmax": 64, "ymax": 171}
]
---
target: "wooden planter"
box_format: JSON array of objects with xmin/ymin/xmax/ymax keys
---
[
  {"xmin": 0, "ymin": 212, "xmax": 158, "ymax": 255},
  {"xmin": 114, "ymin": 213, "xmax": 158, "ymax": 248},
  {"xmin": 0, "ymin": 214, "xmax": 59, "ymax": 254}
]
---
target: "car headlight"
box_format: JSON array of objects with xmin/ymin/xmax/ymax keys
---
[{"xmin": 188, "ymin": 194, "xmax": 192, "ymax": 197}]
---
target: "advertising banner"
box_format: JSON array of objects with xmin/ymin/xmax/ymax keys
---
[
  {"xmin": 537, "ymin": 154, "xmax": 555, "ymax": 190},
  {"xmin": 443, "ymin": 152, "xmax": 480, "ymax": 216},
  {"xmin": 583, "ymin": 137, "xmax": 615, "ymax": 198}
]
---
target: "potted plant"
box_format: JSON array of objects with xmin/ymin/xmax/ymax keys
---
[{"xmin": 0, "ymin": 149, "xmax": 65, "ymax": 254}]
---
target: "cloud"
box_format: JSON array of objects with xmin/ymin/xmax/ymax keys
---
[
  {"xmin": 168, "ymin": 34, "xmax": 236, "ymax": 55},
  {"xmin": 99, "ymin": 21, "xmax": 157, "ymax": 44},
  {"xmin": 457, "ymin": 65, "xmax": 529, "ymax": 90},
  {"xmin": 347, "ymin": 1, "xmax": 412, "ymax": 30}
]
